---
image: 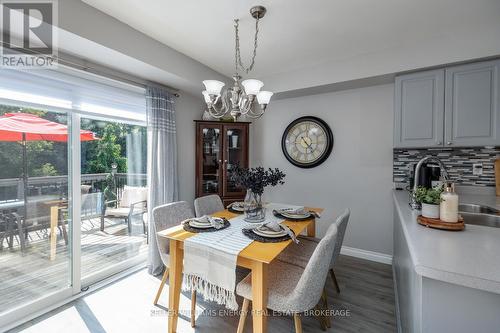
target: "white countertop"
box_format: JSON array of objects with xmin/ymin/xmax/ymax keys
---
[{"xmin": 393, "ymin": 190, "xmax": 500, "ymax": 294}]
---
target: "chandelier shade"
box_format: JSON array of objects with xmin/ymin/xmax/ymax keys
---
[
  {"xmin": 257, "ymin": 91, "xmax": 273, "ymax": 104},
  {"xmin": 202, "ymin": 90, "xmax": 211, "ymax": 103},
  {"xmin": 241, "ymin": 79, "xmax": 264, "ymax": 96},
  {"xmin": 203, "ymin": 80, "xmax": 225, "ymax": 96}
]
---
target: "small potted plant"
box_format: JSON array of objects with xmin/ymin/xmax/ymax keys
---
[{"xmin": 414, "ymin": 185, "xmax": 444, "ymax": 219}]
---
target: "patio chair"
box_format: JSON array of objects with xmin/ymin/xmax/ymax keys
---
[{"xmin": 101, "ymin": 185, "xmax": 148, "ymax": 235}]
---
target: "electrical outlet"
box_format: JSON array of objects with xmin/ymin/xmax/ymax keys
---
[{"xmin": 472, "ymin": 163, "xmax": 483, "ymax": 176}]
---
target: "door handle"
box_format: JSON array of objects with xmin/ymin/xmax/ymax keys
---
[{"xmin": 446, "ymin": 141, "xmax": 452, "ymax": 145}]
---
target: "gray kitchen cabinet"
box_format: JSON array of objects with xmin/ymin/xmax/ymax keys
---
[
  {"xmin": 444, "ymin": 60, "xmax": 500, "ymax": 147},
  {"xmin": 394, "ymin": 69, "xmax": 445, "ymax": 148},
  {"xmin": 394, "ymin": 59, "xmax": 500, "ymax": 148}
]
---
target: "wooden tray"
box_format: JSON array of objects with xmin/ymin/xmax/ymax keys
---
[{"xmin": 417, "ymin": 215, "xmax": 465, "ymax": 231}]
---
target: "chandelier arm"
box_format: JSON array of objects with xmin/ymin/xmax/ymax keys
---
[
  {"xmin": 206, "ymin": 91, "xmax": 230, "ymax": 118},
  {"xmin": 243, "ymin": 107, "xmax": 265, "ymax": 119},
  {"xmin": 245, "ymin": 102, "xmax": 265, "ymax": 118},
  {"xmin": 239, "ymin": 96, "xmax": 253, "ymax": 115}
]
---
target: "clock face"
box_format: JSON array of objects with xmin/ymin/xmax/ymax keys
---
[{"xmin": 281, "ymin": 116, "xmax": 333, "ymax": 168}]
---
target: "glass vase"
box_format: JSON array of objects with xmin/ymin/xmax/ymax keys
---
[{"xmin": 243, "ymin": 189, "xmax": 266, "ymax": 223}]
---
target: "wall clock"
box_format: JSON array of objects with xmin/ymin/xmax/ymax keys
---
[{"xmin": 281, "ymin": 116, "xmax": 334, "ymax": 168}]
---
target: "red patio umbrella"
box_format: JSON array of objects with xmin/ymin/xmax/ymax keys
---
[{"xmin": 0, "ymin": 112, "xmax": 97, "ymax": 219}]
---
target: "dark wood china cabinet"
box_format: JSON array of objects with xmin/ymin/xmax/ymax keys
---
[{"xmin": 195, "ymin": 121, "xmax": 249, "ymax": 206}]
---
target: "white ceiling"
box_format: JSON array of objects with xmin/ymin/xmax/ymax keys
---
[{"xmin": 82, "ymin": 0, "xmax": 500, "ymax": 92}]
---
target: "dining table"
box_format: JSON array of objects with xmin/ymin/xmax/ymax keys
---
[{"xmin": 157, "ymin": 205, "xmax": 324, "ymax": 333}]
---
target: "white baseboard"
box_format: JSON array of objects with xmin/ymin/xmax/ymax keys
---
[{"xmin": 340, "ymin": 245, "xmax": 393, "ymax": 265}]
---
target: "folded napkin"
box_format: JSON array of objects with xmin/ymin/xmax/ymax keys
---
[
  {"xmin": 191, "ymin": 215, "xmax": 225, "ymax": 229},
  {"xmin": 244, "ymin": 218, "xmax": 299, "ymax": 244},
  {"xmin": 278, "ymin": 206, "xmax": 307, "ymax": 215}
]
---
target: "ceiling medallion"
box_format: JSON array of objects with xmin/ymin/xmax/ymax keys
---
[{"xmin": 202, "ymin": 5, "xmax": 273, "ymax": 121}]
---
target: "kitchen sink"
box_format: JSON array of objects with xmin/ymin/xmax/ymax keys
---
[{"xmin": 459, "ymin": 204, "xmax": 500, "ymax": 228}]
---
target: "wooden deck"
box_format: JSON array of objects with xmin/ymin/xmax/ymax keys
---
[{"xmin": 0, "ymin": 217, "xmax": 147, "ymax": 313}]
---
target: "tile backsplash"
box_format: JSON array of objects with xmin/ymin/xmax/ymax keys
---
[{"xmin": 393, "ymin": 147, "xmax": 500, "ymax": 187}]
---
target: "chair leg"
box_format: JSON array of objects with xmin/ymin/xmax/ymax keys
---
[
  {"xmin": 237, "ymin": 298, "xmax": 250, "ymax": 333},
  {"xmin": 322, "ymin": 288, "xmax": 332, "ymax": 328},
  {"xmin": 330, "ymin": 268, "xmax": 340, "ymax": 293},
  {"xmin": 293, "ymin": 313, "xmax": 303, "ymax": 333},
  {"xmin": 100, "ymin": 214, "xmax": 105, "ymax": 231},
  {"xmin": 153, "ymin": 268, "xmax": 169, "ymax": 305},
  {"xmin": 191, "ymin": 290, "xmax": 197, "ymax": 328},
  {"xmin": 314, "ymin": 304, "xmax": 327, "ymax": 331},
  {"xmin": 15, "ymin": 216, "xmax": 26, "ymax": 254},
  {"xmin": 126, "ymin": 217, "xmax": 131, "ymax": 234}
]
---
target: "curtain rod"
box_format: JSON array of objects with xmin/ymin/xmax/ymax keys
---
[{"xmin": 0, "ymin": 41, "xmax": 181, "ymax": 97}]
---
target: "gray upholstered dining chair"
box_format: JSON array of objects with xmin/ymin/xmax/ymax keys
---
[
  {"xmin": 193, "ymin": 194, "xmax": 224, "ymax": 217},
  {"xmin": 152, "ymin": 201, "xmax": 198, "ymax": 327},
  {"xmin": 235, "ymin": 221, "xmax": 339, "ymax": 333},
  {"xmin": 278, "ymin": 208, "xmax": 351, "ymax": 294}
]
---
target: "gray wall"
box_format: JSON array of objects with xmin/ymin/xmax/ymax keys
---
[
  {"xmin": 175, "ymin": 94, "xmax": 204, "ymax": 204},
  {"xmin": 252, "ymin": 84, "xmax": 394, "ymax": 255}
]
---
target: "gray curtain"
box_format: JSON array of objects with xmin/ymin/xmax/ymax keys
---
[{"xmin": 146, "ymin": 86, "xmax": 178, "ymax": 275}]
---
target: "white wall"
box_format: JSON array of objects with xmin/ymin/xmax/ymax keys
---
[
  {"xmin": 175, "ymin": 94, "xmax": 204, "ymax": 205},
  {"xmin": 58, "ymin": 0, "xmax": 228, "ymax": 96},
  {"xmin": 252, "ymin": 84, "xmax": 394, "ymax": 255}
]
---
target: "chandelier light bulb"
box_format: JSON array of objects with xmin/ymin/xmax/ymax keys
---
[
  {"xmin": 257, "ymin": 91, "xmax": 273, "ymax": 104},
  {"xmin": 203, "ymin": 80, "xmax": 225, "ymax": 96},
  {"xmin": 241, "ymin": 79, "xmax": 264, "ymax": 96}
]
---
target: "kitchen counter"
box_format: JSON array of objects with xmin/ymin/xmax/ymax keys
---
[{"xmin": 393, "ymin": 189, "xmax": 500, "ymax": 294}]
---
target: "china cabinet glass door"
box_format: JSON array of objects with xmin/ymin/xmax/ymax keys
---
[
  {"xmin": 199, "ymin": 124, "xmax": 222, "ymax": 196},
  {"xmin": 223, "ymin": 124, "xmax": 248, "ymax": 197}
]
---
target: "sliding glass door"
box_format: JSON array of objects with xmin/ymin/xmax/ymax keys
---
[
  {"xmin": 80, "ymin": 116, "xmax": 147, "ymax": 285},
  {"xmin": 0, "ymin": 106, "xmax": 73, "ymax": 318},
  {"xmin": 0, "ymin": 67, "xmax": 148, "ymax": 329}
]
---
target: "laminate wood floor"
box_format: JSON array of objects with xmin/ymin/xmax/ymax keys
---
[{"xmin": 8, "ymin": 255, "xmax": 396, "ymax": 333}]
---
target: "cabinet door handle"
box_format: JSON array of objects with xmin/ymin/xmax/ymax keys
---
[
  {"xmin": 224, "ymin": 160, "xmax": 228, "ymax": 163},
  {"xmin": 436, "ymin": 141, "xmax": 442, "ymax": 145},
  {"xmin": 446, "ymin": 141, "xmax": 452, "ymax": 145}
]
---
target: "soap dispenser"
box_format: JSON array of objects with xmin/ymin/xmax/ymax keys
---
[{"xmin": 440, "ymin": 182, "xmax": 459, "ymax": 223}]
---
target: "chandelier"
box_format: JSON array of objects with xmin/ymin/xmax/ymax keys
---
[{"xmin": 202, "ymin": 5, "xmax": 273, "ymax": 121}]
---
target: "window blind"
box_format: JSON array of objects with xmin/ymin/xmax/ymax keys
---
[{"xmin": 0, "ymin": 66, "xmax": 146, "ymax": 122}]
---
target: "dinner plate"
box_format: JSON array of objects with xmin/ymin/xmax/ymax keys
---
[
  {"xmin": 279, "ymin": 210, "xmax": 311, "ymax": 219},
  {"xmin": 252, "ymin": 227, "xmax": 287, "ymax": 238},
  {"xmin": 188, "ymin": 220, "xmax": 213, "ymax": 229},
  {"xmin": 229, "ymin": 202, "xmax": 245, "ymax": 212}
]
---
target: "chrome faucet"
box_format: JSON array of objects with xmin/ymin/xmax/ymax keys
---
[{"xmin": 410, "ymin": 156, "xmax": 450, "ymax": 210}]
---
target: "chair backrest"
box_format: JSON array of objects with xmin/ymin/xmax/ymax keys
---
[
  {"xmin": 153, "ymin": 201, "xmax": 194, "ymax": 266},
  {"xmin": 120, "ymin": 185, "xmax": 148, "ymax": 208},
  {"xmin": 288, "ymin": 209, "xmax": 350, "ymax": 312},
  {"xmin": 193, "ymin": 194, "xmax": 224, "ymax": 217},
  {"xmin": 331, "ymin": 208, "xmax": 350, "ymax": 268}
]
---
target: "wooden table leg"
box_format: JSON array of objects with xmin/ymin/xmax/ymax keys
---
[
  {"xmin": 251, "ymin": 261, "xmax": 268, "ymax": 333},
  {"xmin": 168, "ymin": 239, "xmax": 183, "ymax": 333},
  {"xmin": 306, "ymin": 219, "xmax": 316, "ymax": 237},
  {"xmin": 50, "ymin": 206, "xmax": 58, "ymax": 261}
]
